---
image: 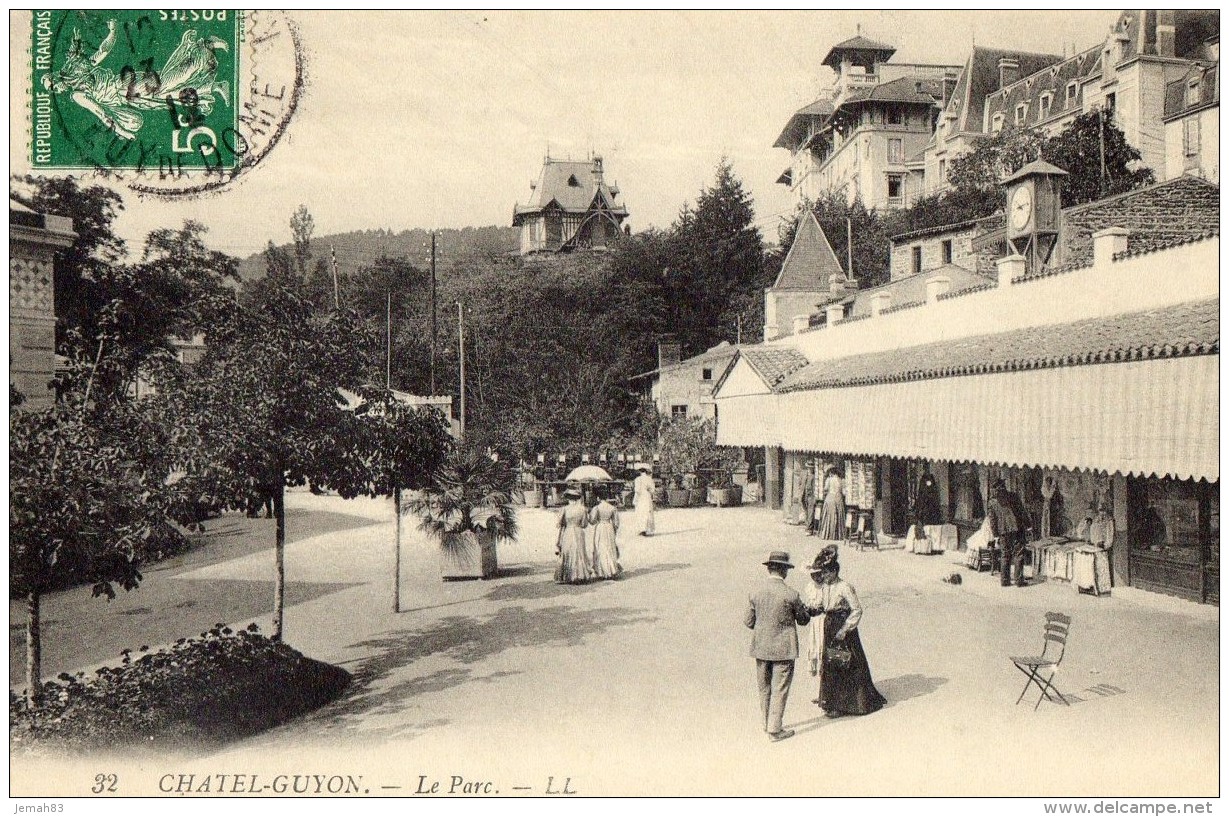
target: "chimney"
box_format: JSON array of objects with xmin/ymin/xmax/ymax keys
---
[
  {"xmin": 1092, "ymin": 227, "xmax": 1130, "ymax": 267},
  {"xmin": 870, "ymin": 292, "xmax": 892, "ymax": 316},
  {"xmin": 998, "ymin": 57, "xmax": 1021, "ymax": 90},
  {"xmin": 657, "ymin": 337, "xmax": 681, "ymax": 369},
  {"xmin": 825, "ymin": 303, "xmax": 846, "ymax": 325},
  {"xmin": 925, "ymin": 275, "xmax": 951, "ymax": 303},
  {"xmin": 1156, "ymin": 11, "xmax": 1176, "ymax": 58},
  {"xmin": 829, "ymin": 276, "xmax": 848, "ymax": 296},
  {"xmin": 996, "ymin": 254, "xmax": 1027, "ymax": 284}
]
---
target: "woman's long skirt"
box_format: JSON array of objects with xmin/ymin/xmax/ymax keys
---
[
  {"xmin": 555, "ymin": 527, "xmax": 592, "ymax": 584},
  {"xmin": 818, "ymin": 609, "xmax": 886, "ymax": 716},
  {"xmin": 817, "ymin": 493, "xmax": 846, "ymax": 540},
  {"xmin": 591, "ymin": 521, "xmax": 622, "ymax": 579}
]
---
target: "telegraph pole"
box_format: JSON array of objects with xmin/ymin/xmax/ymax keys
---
[
  {"xmin": 457, "ymin": 301, "xmax": 466, "ymax": 437},
  {"xmin": 329, "ymin": 244, "xmax": 340, "ymax": 309},
  {"xmin": 430, "ymin": 232, "xmax": 438, "ymax": 395},
  {"xmin": 386, "ymin": 289, "xmax": 392, "ymax": 390}
]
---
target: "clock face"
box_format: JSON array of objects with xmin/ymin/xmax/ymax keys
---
[{"xmin": 1010, "ymin": 185, "xmax": 1033, "ymax": 231}]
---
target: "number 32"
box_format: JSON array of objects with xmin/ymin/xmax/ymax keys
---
[{"xmin": 92, "ymin": 773, "xmax": 119, "ymax": 793}]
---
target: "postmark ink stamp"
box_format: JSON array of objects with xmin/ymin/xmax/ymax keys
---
[{"xmin": 29, "ymin": 10, "xmax": 301, "ymax": 198}]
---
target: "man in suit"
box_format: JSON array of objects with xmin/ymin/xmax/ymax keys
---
[{"xmin": 745, "ymin": 551, "xmax": 811, "ymax": 741}]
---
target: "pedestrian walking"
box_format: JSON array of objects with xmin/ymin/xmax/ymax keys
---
[
  {"xmin": 744, "ymin": 550, "xmax": 810, "ymax": 742},
  {"xmin": 816, "ymin": 467, "xmax": 846, "ymax": 540},
  {"xmin": 803, "ymin": 545, "xmax": 885, "ymax": 718},
  {"xmin": 589, "ymin": 487, "xmax": 622, "ymax": 580},
  {"xmin": 987, "ymin": 479, "xmax": 1031, "ymax": 587},
  {"xmin": 632, "ymin": 465, "xmax": 656, "ymax": 537},
  {"xmin": 555, "ymin": 488, "xmax": 593, "ymax": 584}
]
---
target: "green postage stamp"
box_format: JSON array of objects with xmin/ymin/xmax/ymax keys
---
[{"xmin": 29, "ymin": 10, "xmax": 301, "ymax": 195}]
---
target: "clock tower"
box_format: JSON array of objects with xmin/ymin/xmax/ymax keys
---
[{"xmin": 1002, "ymin": 159, "xmax": 1067, "ymax": 271}]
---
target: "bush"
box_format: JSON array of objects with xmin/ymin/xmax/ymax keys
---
[{"xmin": 10, "ymin": 623, "xmax": 350, "ymax": 756}]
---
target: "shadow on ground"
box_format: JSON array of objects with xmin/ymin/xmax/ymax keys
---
[
  {"xmin": 146, "ymin": 510, "xmax": 383, "ymax": 575},
  {"xmin": 877, "ymin": 673, "xmax": 948, "ymax": 706},
  {"xmin": 482, "ymin": 562, "xmax": 691, "ymax": 602},
  {"xmin": 309, "ymin": 603, "xmax": 658, "ymax": 741}
]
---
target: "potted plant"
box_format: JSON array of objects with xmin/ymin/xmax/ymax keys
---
[
  {"xmin": 408, "ymin": 450, "xmax": 519, "ymax": 580},
  {"xmin": 708, "ymin": 472, "xmax": 743, "ymax": 507},
  {"xmin": 666, "ymin": 473, "xmax": 690, "ymax": 508}
]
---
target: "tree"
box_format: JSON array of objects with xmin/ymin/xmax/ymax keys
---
[
  {"xmin": 289, "ymin": 204, "xmax": 315, "ymax": 279},
  {"xmin": 168, "ymin": 284, "xmax": 375, "ymax": 641},
  {"xmin": 670, "ymin": 159, "xmax": 765, "ymax": 354},
  {"xmin": 947, "ymin": 126, "xmax": 1049, "ymax": 195},
  {"xmin": 10, "ymin": 355, "xmax": 177, "ymax": 702},
  {"xmin": 1043, "ymin": 110, "xmax": 1154, "ymax": 205},
  {"xmin": 352, "ymin": 386, "xmax": 453, "ymax": 611}
]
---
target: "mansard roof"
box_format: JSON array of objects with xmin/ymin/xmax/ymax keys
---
[
  {"xmin": 771, "ymin": 210, "xmax": 848, "ymax": 292},
  {"xmin": 983, "ymin": 45, "xmax": 1101, "ymax": 129},
  {"xmin": 942, "ymin": 46, "xmax": 1067, "ymax": 135}
]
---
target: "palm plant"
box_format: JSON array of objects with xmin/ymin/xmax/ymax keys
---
[{"xmin": 407, "ymin": 449, "xmax": 519, "ymax": 579}]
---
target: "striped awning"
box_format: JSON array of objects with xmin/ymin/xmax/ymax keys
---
[{"xmin": 722, "ymin": 356, "xmax": 1218, "ymax": 481}]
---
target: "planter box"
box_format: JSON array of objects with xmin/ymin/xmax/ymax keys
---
[
  {"xmin": 666, "ymin": 489, "xmax": 690, "ymax": 507},
  {"xmin": 688, "ymin": 488, "xmax": 705, "ymax": 507},
  {"xmin": 440, "ymin": 530, "xmax": 498, "ymax": 580},
  {"xmin": 709, "ymin": 486, "xmax": 743, "ymax": 507}
]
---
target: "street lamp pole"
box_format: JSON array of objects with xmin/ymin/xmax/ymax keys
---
[
  {"xmin": 457, "ymin": 300, "xmax": 466, "ymax": 437},
  {"xmin": 386, "ymin": 289, "xmax": 392, "ymax": 390}
]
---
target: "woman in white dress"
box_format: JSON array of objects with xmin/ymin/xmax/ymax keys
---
[
  {"xmin": 632, "ymin": 465, "xmax": 656, "ymax": 537},
  {"xmin": 589, "ymin": 488, "xmax": 622, "ymax": 580},
  {"xmin": 555, "ymin": 488, "xmax": 593, "ymax": 584}
]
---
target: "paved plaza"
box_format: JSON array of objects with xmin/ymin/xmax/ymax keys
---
[{"xmin": 10, "ymin": 490, "xmax": 1219, "ymax": 797}]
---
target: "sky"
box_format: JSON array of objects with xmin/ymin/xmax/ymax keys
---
[{"xmin": 11, "ymin": 10, "xmax": 1120, "ymax": 259}]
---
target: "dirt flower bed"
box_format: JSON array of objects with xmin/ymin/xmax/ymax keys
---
[{"xmin": 10, "ymin": 624, "xmax": 351, "ymax": 756}]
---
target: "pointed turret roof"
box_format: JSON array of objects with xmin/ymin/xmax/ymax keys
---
[
  {"xmin": 771, "ymin": 211, "xmax": 848, "ymax": 291},
  {"xmin": 822, "ymin": 34, "xmax": 896, "ymax": 70}
]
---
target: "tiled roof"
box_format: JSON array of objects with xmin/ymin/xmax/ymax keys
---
[
  {"xmin": 843, "ymin": 75, "xmax": 943, "ymax": 107},
  {"xmin": 822, "ymin": 35, "xmax": 895, "ymax": 69},
  {"xmin": 740, "ymin": 347, "xmax": 811, "ymax": 388},
  {"xmin": 970, "ymin": 175, "xmax": 1220, "ymax": 268},
  {"xmin": 771, "ymin": 210, "xmax": 848, "ymax": 291},
  {"xmin": 777, "ymin": 298, "xmax": 1218, "ymax": 393},
  {"xmin": 773, "ymin": 99, "xmax": 835, "ymax": 149},
  {"xmin": 1059, "ymin": 175, "xmax": 1221, "ymax": 268}
]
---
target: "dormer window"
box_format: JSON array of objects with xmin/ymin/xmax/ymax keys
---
[
  {"xmin": 1065, "ymin": 81, "xmax": 1078, "ymax": 106},
  {"xmin": 991, "ymin": 112, "xmax": 1005, "ymax": 133},
  {"xmin": 1014, "ymin": 102, "xmax": 1028, "ymax": 125},
  {"xmin": 1038, "ymin": 92, "xmax": 1053, "ymax": 120},
  {"xmin": 567, "ymin": 174, "xmax": 580, "ymax": 187},
  {"xmin": 1186, "ymin": 79, "xmax": 1201, "ymax": 106}
]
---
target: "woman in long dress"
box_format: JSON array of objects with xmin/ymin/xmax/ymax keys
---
[
  {"xmin": 803, "ymin": 546, "xmax": 886, "ymax": 718},
  {"xmin": 589, "ymin": 488, "xmax": 622, "ymax": 580},
  {"xmin": 816, "ymin": 467, "xmax": 847, "ymax": 540},
  {"xmin": 632, "ymin": 465, "xmax": 655, "ymax": 537},
  {"xmin": 555, "ymin": 489, "xmax": 593, "ymax": 584}
]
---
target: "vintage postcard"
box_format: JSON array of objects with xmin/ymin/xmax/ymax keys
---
[{"xmin": 8, "ymin": 9, "xmax": 1220, "ymax": 809}]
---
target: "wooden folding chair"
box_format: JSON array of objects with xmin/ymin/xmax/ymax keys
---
[{"xmin": 1010, "ymin": 612, "xmax": 1072, "ymax": 710}]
